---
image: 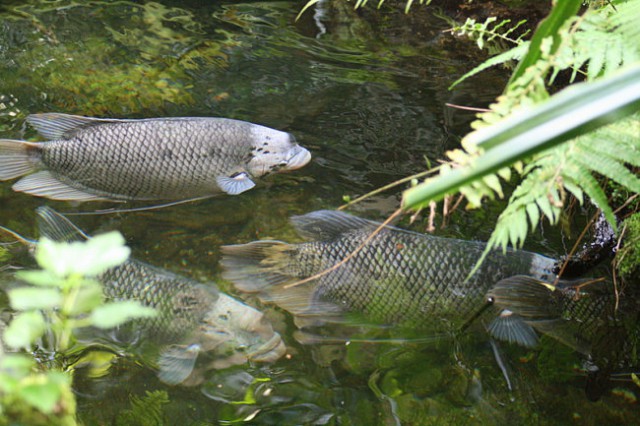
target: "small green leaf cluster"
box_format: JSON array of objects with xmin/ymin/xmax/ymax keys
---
[{"xmin": 0, "ymin": 232, "xmax": 156, "ymax": 424}]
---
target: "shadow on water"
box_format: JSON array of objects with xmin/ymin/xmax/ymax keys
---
[{"xmin": 0, "ymin": 0, "xmax": 638, "ymax": 424}]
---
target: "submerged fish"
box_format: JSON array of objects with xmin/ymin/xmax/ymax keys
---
[
  {"xmin": 221, "ymin": 210, "xmax": 558, "ymax": 347},
  {"xmin": 0, "ymin": 113, "xmax": 311, "ymax": 202},
  {"xmin": 4, "ymin": 207, "xmax": 286, "ymax": 385},
  {"xmin": 488, "ymin": 275, "xmax": 640, "ymax": 400}
]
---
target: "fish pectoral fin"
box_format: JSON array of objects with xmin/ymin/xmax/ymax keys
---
[
  {"xmin": 26, "ymin": 113, "xmax": 127, "ymax": 140},
  {"xmin": 157, "ymin": 344, "xmax": 201, "ymax": 386},
  {"xmin": 487, "ymin": 311, "xmax": 539, "ymax": 348},
  {"xmin": 216, "ymin": 173, "xmax": 255, "ymax": 195},
  {"xmin": 12, "ymin": 171, "xmax": 111, "ymax": 201}
]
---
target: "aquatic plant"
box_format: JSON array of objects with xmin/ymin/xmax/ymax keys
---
[
  {"xmin": 0, "ymin": 232, "xmax": 155, "ymax": 424},
  {"xmin": 115, "ymin": 390, "xmax": 170, "ymax": 426}
]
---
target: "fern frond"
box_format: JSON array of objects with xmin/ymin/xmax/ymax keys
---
[
  {"xmin": 567, "ymin": 158, "xmax": 617, "ymax": 225},
  {"xmin": 573, "ymin": 147, "xmax": 640, "ymax": 192},
  {"xmin": 449, "ymin": 42, "xmax": 530, "ymax": 89},
  {"xmin": 116, "ymin": 390, "xmax": 169, "ymax": 426}
]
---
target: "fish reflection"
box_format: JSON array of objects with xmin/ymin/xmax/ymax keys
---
[
  {"xmin": 221, "ymin": 210, "xmax": 559, "ymax": 346},
  {"xmin": 5, "ymin": 207, "xmax": 286, "ymax": 385},
  {"xmin": 0, "ymin": 113, "xmax": 311, "ymax": 202}
]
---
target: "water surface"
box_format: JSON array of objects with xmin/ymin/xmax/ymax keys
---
[{"xmin": 0, "ymin": 1, "xmax": 637, "ymax": 424}]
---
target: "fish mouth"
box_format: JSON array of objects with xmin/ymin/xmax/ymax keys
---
[
  {"xmin": 284, "ymin": 146, "xmax": 312, "ymax": 171},
  {"xmin": 247, "ymin": 333, "xmax": 286, "ymax": 363}
]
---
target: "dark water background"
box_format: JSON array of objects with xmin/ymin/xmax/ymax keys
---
[{"xmin": 0, "ymin": 1, "xmax": 637, "ymax": 424}]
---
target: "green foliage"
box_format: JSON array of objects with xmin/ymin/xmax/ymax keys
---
[
  {"xmin": 403, "ymin": 0, "xmax": 640, "ymax": 258},
  {"xmin": 616, "ymin": 212, "xmax": 640, "ymax": 279},
  {"xmin": 453, "ymin": 17, "xmax": 530, "ymax": 52},
  {"xmin": 115, "ymin": 390, "xmax": 170, "ymax": 426},
  {"xmin": 298, "ymin": 0, "xmax": 431, "ymax": 20},
  {"xmin": 5, "ymin": 232, "xmax": 155, "ymax": 352},
  {"xmin": 0, "ymin": 232, "xmax": 155, "ymax": 424},
  {"xmin": 0, "ymin": 355, "xmax": 76, "ymax": 425}
]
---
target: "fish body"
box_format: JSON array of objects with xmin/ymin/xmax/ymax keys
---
[
  {"xmin": 0, "ymin": 113, "xmax": 311, "ymax": 201},
  {"xmin": 221, "ymin": 210, "xmax": 557, "ymax": 343},
  {"xmin": 31, "ymin": 206, "xmax": 286, "ymax": 385}
]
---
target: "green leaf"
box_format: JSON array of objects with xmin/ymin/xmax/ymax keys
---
[
  {"xmin": 402, "ymin": 65, "xmax": 640, "ymax": 210},
  {"xmin": 508, "ymin": 0, "xmax": 581, "ymax": 85},
  {"xmin": 4, "ymin": 311, "xmax": 45, "ymax": 349},
  {"xmin": 90, "ymin": 301, "xmax": 156, "ymax": 329},
  {"xmin": 574, "ymin": 149, "xmax": 640, "ymax": 192},
  {"xmin": 15, "ymin": 270, "xmax": 63, "ymax": 287},
  {"xmin": 525, "ymin": 202, "xmax": 540, "ymax": 230},
  {"xmin": 35, "ymin": 232, "xmax": 130, "ymax": 278},
  {"xmin": 67, "ymin": 281, "xmax": 104, "ymax": 315},
  {"xmin": 9, "ymin": 287, "xmax": 62, "ymax": 310},
  {"xmin": 571, "ymin": 165, "xmax": 617, "ymax": 228},
  {"xmin": 450, "ymin": 42, "xmax": 529, "ymax": 89},
  {"xmin": 20, "ymin": 380, "xmax": 62, "ymax": 414},
  {"xmin": 0, "ymin": 354, "xmax": 35, "ymax": 378}
]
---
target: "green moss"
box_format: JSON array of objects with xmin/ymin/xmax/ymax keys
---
[
  {"xmin": 616, "ymin": 212, "xmax": 640, "ymax": 279},
  {"xmin": 536, "ymin": 336, "xmax": 577, "ymax": 384}
]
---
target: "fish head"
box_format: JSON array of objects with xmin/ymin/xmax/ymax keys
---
[
  {"xmin": 197, "ymin": 293, "xmax": 286, "ymax": 369},
  {"xmin": 245, "ymin": 126, "xmax": 311, "ymax": 178}
]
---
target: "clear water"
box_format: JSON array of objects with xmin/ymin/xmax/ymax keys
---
[{"xmin": 0, "ymin": 1, "xmax": 637, "ymax": 424}]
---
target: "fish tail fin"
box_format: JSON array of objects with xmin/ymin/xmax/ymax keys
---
[
  {"xmin": 0, "ymin": 139, "xmax": 41, "ymax": 181},
  {"xmin": 221, "ymin": 241, "xmax": 342, "ymax": 320},
  {"xmin": 220, "ymin": 240, "xmax": 298, "ymax": 292}
]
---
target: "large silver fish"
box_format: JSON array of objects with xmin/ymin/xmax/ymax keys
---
[
  {"xmin": 0, "ymin": 113, "xmax": 311, "ymax": 201},
  {"xmin": 221, "ymin": 210, "xmax": 559, "ymax": 346},
  {"xmin": 5, "ymin": 207, "xmax": 286, "ymax": 385}
]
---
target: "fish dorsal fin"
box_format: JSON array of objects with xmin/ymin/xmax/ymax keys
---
[
  {"xmin": 215, "ymin": 172, "xmax": 255, "ymax": 195},
  {"xmin": 36, "ymin": 205, "xmax": 89, "ymax": 242},
  {"xmin": 26, "ymin": 113, "xmax": 124, "ymax": 140},
  {"xmin": 290, "ymin": 210, "xmax": 379, "ymax": 241},
  {"xmin": 157, "ymin": 344, "xmax": 201, "ymax": 385},
  {"xmin": 13, "ymin": 171, "xmax": 111, "ymax": 202}
]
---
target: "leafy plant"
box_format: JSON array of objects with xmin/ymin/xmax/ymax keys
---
[
  {"xmin": 0, "ymin": 232, "xmax": 156, "ymax": 424},
  {"xmin": 401, "ymin": 0, "xmax": 640, "ymax": 260}
]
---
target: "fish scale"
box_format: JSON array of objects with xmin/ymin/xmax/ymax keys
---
[{"xmin": 100, "ymin": 258, "xmax": 218, "ymax": 343}]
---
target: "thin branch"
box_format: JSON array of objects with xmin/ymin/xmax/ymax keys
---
[{"xmin": 283, "ymin": 207, "xmax": 404, "ymax": 289}]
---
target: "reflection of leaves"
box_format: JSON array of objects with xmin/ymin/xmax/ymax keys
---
[
  {"xmin": 0, "ymin": 2, "xmax": 243, "ymax": 116},
  {"xmin": 116, "ymin": 390, "xmax": 169, "ymax": 426}
]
